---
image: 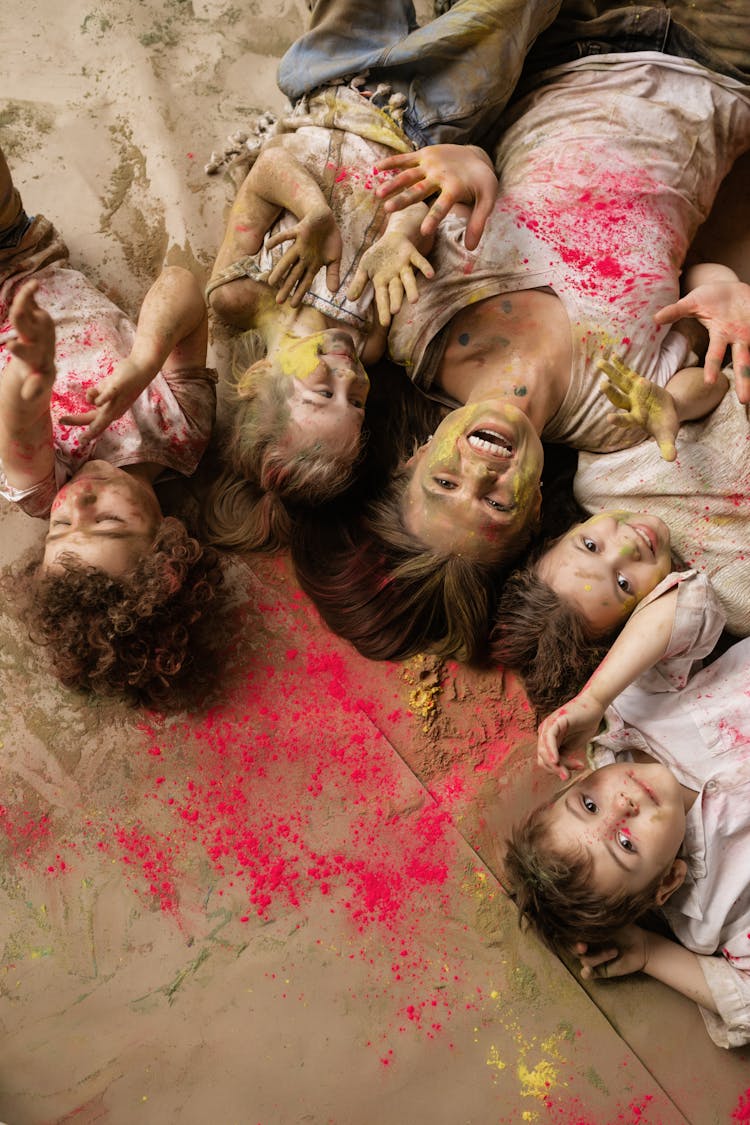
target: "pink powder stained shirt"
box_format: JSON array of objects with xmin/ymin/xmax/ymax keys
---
[
  {"xmin": 0, "ymin": 221, "xmax": 216, "ymax": 519},
  {"xmin": 590, "ymin": 571, "xmax": 750, "ymax": 1048},
  {"xmin": 388, "ymin": 53, "xmax": 750, "ymax": 453}
]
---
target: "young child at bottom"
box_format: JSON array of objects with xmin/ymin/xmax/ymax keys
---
[
  {"xmin": 503, "ymin": 567, "xmax": 750, "ymax": 1048},
  {"xmin": 0, "ymin": 149, "xmax": 221, "ymax": 703}
]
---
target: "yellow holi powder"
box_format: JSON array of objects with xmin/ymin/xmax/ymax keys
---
[
  {"xmin": 276, "ymin": 335, "xmax": 322, "ymax": 380},
  {"xmin": 518, "ymin": 1058, "xmax": 558, "ymax": 1099},
  {"xmin": 583, "ymin": 584, "xmax": 591, "ymax": 591},
  {"xmin": 522, "ymin": 1112, "xmax": 538, "ymax": 1122},
  {"xmin": 402, "ymin": 654, "xmax": 443, "ymax": 732},
  {"xmin": 486, "ymin": 1044, "xmax": 506, "ymax": 1072}
]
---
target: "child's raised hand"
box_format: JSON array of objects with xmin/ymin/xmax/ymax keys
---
[
  {"xmin": 266, "ymin": 205, "xmax": 343, "ymax": 307},
  {"xmin": 572, "ymin": 926, "xmax": 650, "ymax": 980},
  {"xmin": 346, "ymin": 232, "xmax": 435, "ymax": 328},
  {"xmin": 6, "ymin": 279, "xmax": 56, "ymax": 402},
  {"xmin": 655, "ymin": 280, "xmax": 750, "ymax": 402},
  {"xmin": 58, "ymin": 358, "xmax": 153, "ymax": 444},
  {"xmin": 537, "ymin": 691, "xmax": 603, "ymax": 780},
  {"xmin": 375, "ymin": 144, "xmax": 498, "ymax": 252},
  {"xmin": 598, "ymin": 354, "xmax": 680, "ymax": 462}
]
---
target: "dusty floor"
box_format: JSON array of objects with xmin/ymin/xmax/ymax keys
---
[{"xmin": 2, "ymin": 1, "xmax": 750, "ymax": 1122}]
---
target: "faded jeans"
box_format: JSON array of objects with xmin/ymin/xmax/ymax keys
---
[{"xmin": 278, "ymin": 1, "xmax": 748, "ymax": 149}]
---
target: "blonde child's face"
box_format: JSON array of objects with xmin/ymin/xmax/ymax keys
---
[
  {"xmin": 537, "ymin": 511, "xmax": 672, "ymax": 634},
  {"xmin": 545, "ymin": 762, "xmax": 687, "ymax": 899},
  {"xmin": 275, "ymin": 329, "xmax": 370, "ymax": 459},
  {"xmin": 43, "ymin": 461, "xmax": 161, "ymax": 577},
  {"xmin": 401, "ymin": 398, "xmax": 544, "ymax": 562}
]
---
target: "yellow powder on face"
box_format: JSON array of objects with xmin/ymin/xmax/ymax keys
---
[{"xmin": 276, "ymin": 335, "xmax": 322, "ymax": 381}]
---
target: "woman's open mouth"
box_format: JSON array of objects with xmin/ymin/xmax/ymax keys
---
[{"xmin": 467, "ymin": 428, "xmax": 513, "ymax": 458}]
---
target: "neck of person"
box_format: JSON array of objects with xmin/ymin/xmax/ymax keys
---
[
  {"xmin": 259, "ymin": 301, "xmax": 370, "ymax": 363},
  {"xmin": 436, "ymin": 288, "xmax": 572, "ymax": 433}
]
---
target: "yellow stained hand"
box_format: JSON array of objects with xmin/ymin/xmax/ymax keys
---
[{"xmin": 598, "ymin": 355, "xmax": 679, "ymax": 462}]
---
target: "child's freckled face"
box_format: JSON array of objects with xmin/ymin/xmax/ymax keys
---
[
  {"xmin": 44, "ymin": 461, "xmax": 161, "ymax": 577},
  {"xmin": 546, "ymin": 762, "xmax": 687, "ymax": 898},
  {"xmin": 537, "ymin": 510, "xmax": 672, "ymax": 634}
]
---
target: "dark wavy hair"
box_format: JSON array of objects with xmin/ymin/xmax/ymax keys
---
[
  {"xmin": 504, "ymin": 799, "xmax": 669, "ymax": 953},
  {"xmin": 491, "ymin": 556, "xmax": 613, "ymax": 721},
  {"xmin": 11, "ymin": 517, "xmax": 224, "ymax": 705}
]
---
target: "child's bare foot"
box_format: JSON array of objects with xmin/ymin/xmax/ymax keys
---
[{"xmin": 7, "ymin": 279, "xmax": 56, "ymax": 400}]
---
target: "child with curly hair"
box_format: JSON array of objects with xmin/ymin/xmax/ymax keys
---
[
  {"xmin": 503, "ymin": 569, "xmax": 750, "ymax": 1048},
  {"xmin": 0, "ymin": 149, "xmax": 222, "ymax": 704}
]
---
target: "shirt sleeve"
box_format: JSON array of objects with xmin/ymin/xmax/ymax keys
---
[
  {"xmin": 0, "ymin": 463, "xmax": 58, "ymax": 519},
  {"xmin": 628, "ymin": 571, "xmax": 725, "ymax": 694},
  {"xmin": 698, "ymin": 955, "xmax": 750, "ymax": 1048}
]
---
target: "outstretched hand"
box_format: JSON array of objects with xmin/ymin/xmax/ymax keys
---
[
  {"xmin": 598, "ymin": 355, "xmax": 680, "ymax": 461},
  {"xmin": 58, "ymin": 357, "xmax": 153, "ymax": 444},
  {"xmin": 375, "ymin": 144, "xmax": 498, "ymax": 251},
  {"xmin": 266, "ymin": 206, "xmax": 342, "ymax": 306},
  {"xmin": 655, "ymin": 280, "xmax": 750, "ymax": 403},
  {"xmin": 536, "ymin": 691, "xmax": 603, "ymax": 781},
  {"xmin": 572, "ymin": 926, "xmax": 650, "ymax": 981},
  {"xmin": 6, "ymin": 279, "xmax": 56, "ymax": 402},
  {"xmin": 346, "ymin": 231, "xmax": 435, "ymax": 327}
]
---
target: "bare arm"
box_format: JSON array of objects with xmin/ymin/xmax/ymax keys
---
[
  {"xmin": 210, "ymin": 142, "xmax": 342, "ymax": 311},
  {"xmin": 574, "ymin": 926, "xmax": 719, "ymax": 1014},
  {"xmin": 59, "ymin": 267, "xmax": 208, "ymax": 444},
  {"xmin": 537, "ymin": 589, "xmax": 678, "ymax": 778},
  {"xmin": 0, "ymin": 280, "xmax": 56, "ymax": 489}
]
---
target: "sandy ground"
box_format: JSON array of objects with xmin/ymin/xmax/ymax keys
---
[{"xmin": 2, "ymin": 1, "xmax": 750, "ymax": 1123}]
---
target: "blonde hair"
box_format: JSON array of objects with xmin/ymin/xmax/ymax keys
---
[{"xmin": 204, "ymin": 330, "xmax": 361, "ymax": 553}]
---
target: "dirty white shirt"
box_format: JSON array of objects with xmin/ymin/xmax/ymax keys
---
[
  {"xmin": 388, "ymin": 53, "xmax": 750, "ymax": 453},
  {"xmin": 590, "ymin": 571, "xmax": 750, "ymax": 1047}
]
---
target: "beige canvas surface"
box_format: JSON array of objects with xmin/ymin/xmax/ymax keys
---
[{"xmin": 2, "ymin": 2, "xmax": 750, "ymax": 1123}]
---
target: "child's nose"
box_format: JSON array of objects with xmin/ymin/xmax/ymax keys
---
[{"xmin": 615, "ymin": 790, "xmax": 639, "ymax": 815}]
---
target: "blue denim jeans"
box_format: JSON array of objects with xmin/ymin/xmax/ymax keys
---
[
  {"xmin": 277, "ymin": 0, "xmax": 563, "ymax": 147},
  {"xmin": 278, "ymin": 2, "xmax": 748, "ymax": 149}
]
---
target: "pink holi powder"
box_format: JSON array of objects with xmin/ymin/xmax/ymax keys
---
[{"xmin": 733, "ymin": 1088, "xmax": 750, "ymax": 1122}]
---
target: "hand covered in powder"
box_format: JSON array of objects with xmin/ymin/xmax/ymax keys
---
[
  {"xmin": 58, "ymin": 357, "xmax": 154, "ymax": 444},
  {"xmin": 375, "ymin": 144, "xmax": 498, "ymax": 251},
  {"xmin": 655, "ymin": 280, "xmax": 750, "ymax": 404},
  {"xmin": 598, "ymin": 355, "xmax": 680, "ymax": 462},
  {"xmin": 266, "ymin": 205, "xmax": 343, "ymax": 306},
  {"xmin": 347, "ymin": 230, "xmax": 435, "ymax": 327}
]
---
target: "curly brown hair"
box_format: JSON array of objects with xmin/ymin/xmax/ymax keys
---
[
  {"xmin": 503, "ymin": 800, "xmax": 668, "ymax": 953},
  {"xmin": 491, "ymin": 559, "xmax": 614, "ymax": 722},
  {"xmin": 13, "ymin": 517, "xmax": 224, "ymax": 705}
]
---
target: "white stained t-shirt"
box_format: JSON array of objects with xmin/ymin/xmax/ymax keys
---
[{"xmin": 0, "ymin": 240, "xmax": 216, "ymax": 519}]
